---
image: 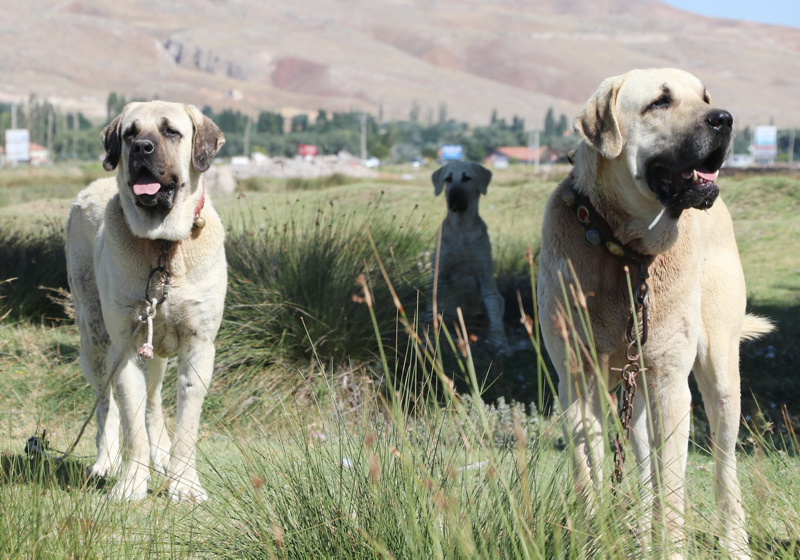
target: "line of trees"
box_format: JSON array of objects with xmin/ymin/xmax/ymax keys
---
[
  {"xmin": 196, "ymin": 101, "xmax": 580, "ymax": 162},
  {"xmin": 3, "ymin": 93, "xmax": 798, "ymax": 164}
]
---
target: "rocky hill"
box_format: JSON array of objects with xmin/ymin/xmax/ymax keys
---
[{"xmin": 1, "ymin": 0, "xmax": 798, "ymax": 127}]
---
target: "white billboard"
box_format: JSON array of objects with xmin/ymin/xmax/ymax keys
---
[
  {"xmin": 4, "ymin": 129, "xmax": 30, "ymax": 162},
  {"xmin": 752, "ymin": 125, "xmax": 777, "ymax": 160}
]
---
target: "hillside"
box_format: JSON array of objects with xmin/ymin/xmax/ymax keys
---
[{"xmin": 0, "ymin": 0, "xmax": 798, "ymax": 127}]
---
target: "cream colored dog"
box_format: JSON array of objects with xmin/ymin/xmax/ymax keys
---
[
  {"xmin": 538, "ymin": 69, "xmax": 772, "ymax": 557},
  {"xmin": 66, "ymin": 101, "xmax": 226, "ymax": 501},
  {"xmin": 430, "ymin": 162, "xmax": 508, "ymax": 353}
]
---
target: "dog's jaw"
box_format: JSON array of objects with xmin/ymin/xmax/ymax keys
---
[{"xmin": 117, "ymin": 165, "xmax": 202, "ymax": 241}]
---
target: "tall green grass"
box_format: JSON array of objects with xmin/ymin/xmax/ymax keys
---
[{"xmin": 4, "ymin": 274, "xmax": 797, "ymax": 558}]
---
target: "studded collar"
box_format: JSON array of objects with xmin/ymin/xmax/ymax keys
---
[{"xmin": 560, "ymin": 177, "xmax": 655, "ymax": 267}]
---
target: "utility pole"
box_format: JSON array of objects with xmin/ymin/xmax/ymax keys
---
[
  {"xmin": 72, "ymin": 112, "xmax": 78, "ymax": 160},
  {"xmin": 243, "ymin": 116, "xmax": 251, "ymax": 158},
  {"xmin": 533, "ymin": 129, "xmax": 540, "ymax": 174},
  {"xmin": 789, "ymin": 129, "xmax": 795, "ymax": 164},
  {"xmin": 46, "ymin": 108, "xmax": 53, "ymax": 160},
  {"xmin": 360, "ymin": 113, "xmax": 367, "ymax": 161}
]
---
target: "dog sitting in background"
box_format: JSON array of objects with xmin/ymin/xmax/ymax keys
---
[{"xmin": 428, "ymin": 162, "xmax": 508, "ymax": 354}]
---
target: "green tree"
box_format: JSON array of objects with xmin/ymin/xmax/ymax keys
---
[
  {"xmin": 544, "ymin": 107, "xmax": 556, "ymax": 137},
  {"xmin": 291, "ymin": 114, "xmax": 309, "ymax": 132},
  {"xmin": 256, "ymin": 111, "xmax": 284, "ymax": 135},
  {"xmin": 409, "ymin": 100, "xmax": 421, "ymax": 123},
  {"xmin": 556, "ymin": 114, "xmax": 568, "ymax": 136}
]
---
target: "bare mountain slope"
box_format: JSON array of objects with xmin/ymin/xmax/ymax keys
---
[{"xmin": 0, "ymin": 0, "xmax": 798, "ymax": 127}]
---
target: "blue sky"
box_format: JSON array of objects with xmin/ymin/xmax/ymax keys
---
[{"xmin": 662, "ymin": 0, "xmax": 800, "ymax": 29}]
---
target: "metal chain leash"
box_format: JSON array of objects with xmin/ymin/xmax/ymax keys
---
[
  {"xmin": 612, "ymin": 264, "xmax": 650, "ymax": 488},
  {"xmin": 138, "ymin": 241, "xmax": 171, "ymax": 359}
]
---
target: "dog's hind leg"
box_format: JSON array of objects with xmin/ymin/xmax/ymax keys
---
[
  {"xmin": 67, "ymin": 204, "xmax": 121, "ymax": 479},
  {"xmin": 145, "ymin": 356, "xmax": 171, "ymax": 476},
  {"xmin": 479, "ymin": 279, "xmax": 509, "ymax": 354},
  {"xmin": 80, "ymin": 326, "xmax": 120, "ymax": 478},
  {"xmin": 694, "ymin": 340, "xmax": 750, "ymax": 558}
]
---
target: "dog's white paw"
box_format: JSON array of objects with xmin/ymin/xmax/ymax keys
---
[
  {"xmin": 168, "ymin": 479, "xmax": 208, "ymax": 503},
  {"xmin": 109, "ymin": 468, "xmax": 150, "ymax": 501},
  {"xmin": 151, "ymin": 452, "xmax": 170, "ymax": 477},
  {"xmin": 86, "ymin": 458, "xmax": 117, "ymax": 479},
  {"xmin": 109, "ymin": 482, "xmax": 148, "ymax": 502}
]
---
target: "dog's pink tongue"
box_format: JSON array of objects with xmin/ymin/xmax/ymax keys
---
[
  {"xmin": 133, "ymin": 179, "xmax": 161, "ymax": 196},
  {"xmin": 681, "ymin": 169, "xmax": 720, "ymax": 182}
]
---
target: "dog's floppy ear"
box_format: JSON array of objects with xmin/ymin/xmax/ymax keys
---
[
  {"xmin": 101, "ymin": 109, "xmax": 126, "ymax": 172},
  {"xmin": 470, "ymin": 163, "xmax": 492, "ymax": 195},
  {"xmin": 184, "ymin": 105, "xmax": 226, "ymax": 172},
  {"xmin": 432, "ymin": 165, "xmax": 450, "ymax": 196},
  {"xmin": 574, "ymin": 75, "xmax": 625, "ymax": 160}
]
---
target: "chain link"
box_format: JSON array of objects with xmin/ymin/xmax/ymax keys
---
[{"xmin": 612, "ymin": 264, "xmax": 650, "ymax": 489}]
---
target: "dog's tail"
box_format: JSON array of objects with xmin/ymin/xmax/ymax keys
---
[{"xmin": 740, "ymin": 313, "xmax": 775, "ymax": 341}]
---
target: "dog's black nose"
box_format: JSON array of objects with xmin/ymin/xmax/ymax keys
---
[
  {"xmin": 706, "ymin": 110, "xmax": 733, "ymax": 131},
  {"xmin": 133, "ymin": 139, "xmax": 155, "ymax": 155}
]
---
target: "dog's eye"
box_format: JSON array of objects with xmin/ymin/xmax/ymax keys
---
[
  {"xmin": 461, "ymin": 173, "xmax": 472, "ymax": 183},
  {"xmin": 647, "ymin": 95, "xmax": 671, "ymax": 111},
  {"xmin": 164, "ymin": 126, "xmax": 181, "ymax": 139},
  {"xmin": 123, "ymin": 126, "xmax": 137, "ymax": 141}
]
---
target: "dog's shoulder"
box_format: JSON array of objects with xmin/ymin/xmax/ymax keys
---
[
  {"xmin": 70, "ymin": 177, "xmax": 118, "ymax": 231},
  {"xmin": 540, "ymin": 177, "xmax": 583, "ymax": 259}
]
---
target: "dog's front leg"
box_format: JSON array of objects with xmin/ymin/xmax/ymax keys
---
[
  {"xmin": 479, "ymin": 280, "xmax": 508, "ymax": 354},
  {"xmin": 144, "ymin": 356, "xmax": 171, "ymax": 476},
  {"xmin": 168, "ymin": 339, "xmax": 214, "ymax": 502},
  {"xmin": 558, "ymin": 370, "xmax": 606, "ymax": 500},
  {"xmin": 647, "ymin": 373, "xmax": 692, "ymax": 558},
  {"xmin": 110, "ymin": 346, "xmax": 151, "ymax": 501}
]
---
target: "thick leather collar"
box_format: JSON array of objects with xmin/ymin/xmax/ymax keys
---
[{"xmin": 560, "ymin": 176, "xmax": 655, "ymax": 267}]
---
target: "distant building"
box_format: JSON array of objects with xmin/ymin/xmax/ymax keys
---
[
  {"xmin": 0, "ymin": 143, "xmax": 51, "ymax": 165},
  {"xmin": 492, "ymin": 146, "xmax": 548, "ymax": 164},
  {"xmin": 485, "ymin": 152, "xmax": 509, "ymax": 169},
  {"xmin": 29, "ymin": 143, "xmax": 51, "ymax": 165}
]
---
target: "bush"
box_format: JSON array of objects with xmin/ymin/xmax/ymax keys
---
[
  {"xmin": 0, "ymin": 224, "xmax": 70, "ymax": 322},
  {"xmin": 216, "ymin": 202, "xmax": 431, "ymax": 380}
]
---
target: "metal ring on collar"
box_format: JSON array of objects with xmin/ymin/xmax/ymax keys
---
[{"xmin": 145, "ymin": 266, "xmax": 171, "ymax": 305}]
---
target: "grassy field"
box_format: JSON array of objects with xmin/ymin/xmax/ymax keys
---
[{"xmin": 1, "ymin": 163, "xmax": 799, "ymax": 556}]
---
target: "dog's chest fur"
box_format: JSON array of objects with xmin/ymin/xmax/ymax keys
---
[
  {"xmin": 97, "ymin": 195, "xmax": 227, "ymax": 357},
  {"xmin": 541, "ymin": 180, "xmax": 703, "ymax": 371}
]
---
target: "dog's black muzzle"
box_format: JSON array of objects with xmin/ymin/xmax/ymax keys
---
[
  {"xmin": 447, "ymin": 184, "xmax": 469, "ymax": 213},
  {"xmin": 645, "ymin": 109, "xmax": 733, "ymax": 216},
  {"xmin": 128, "ymin": 138, "xmax": 179, "ymax": 212}
]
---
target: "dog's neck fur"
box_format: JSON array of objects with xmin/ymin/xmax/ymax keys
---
[{"xmin": 573, "ymin": 142, "xmax": 680, "ymax": 256}]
